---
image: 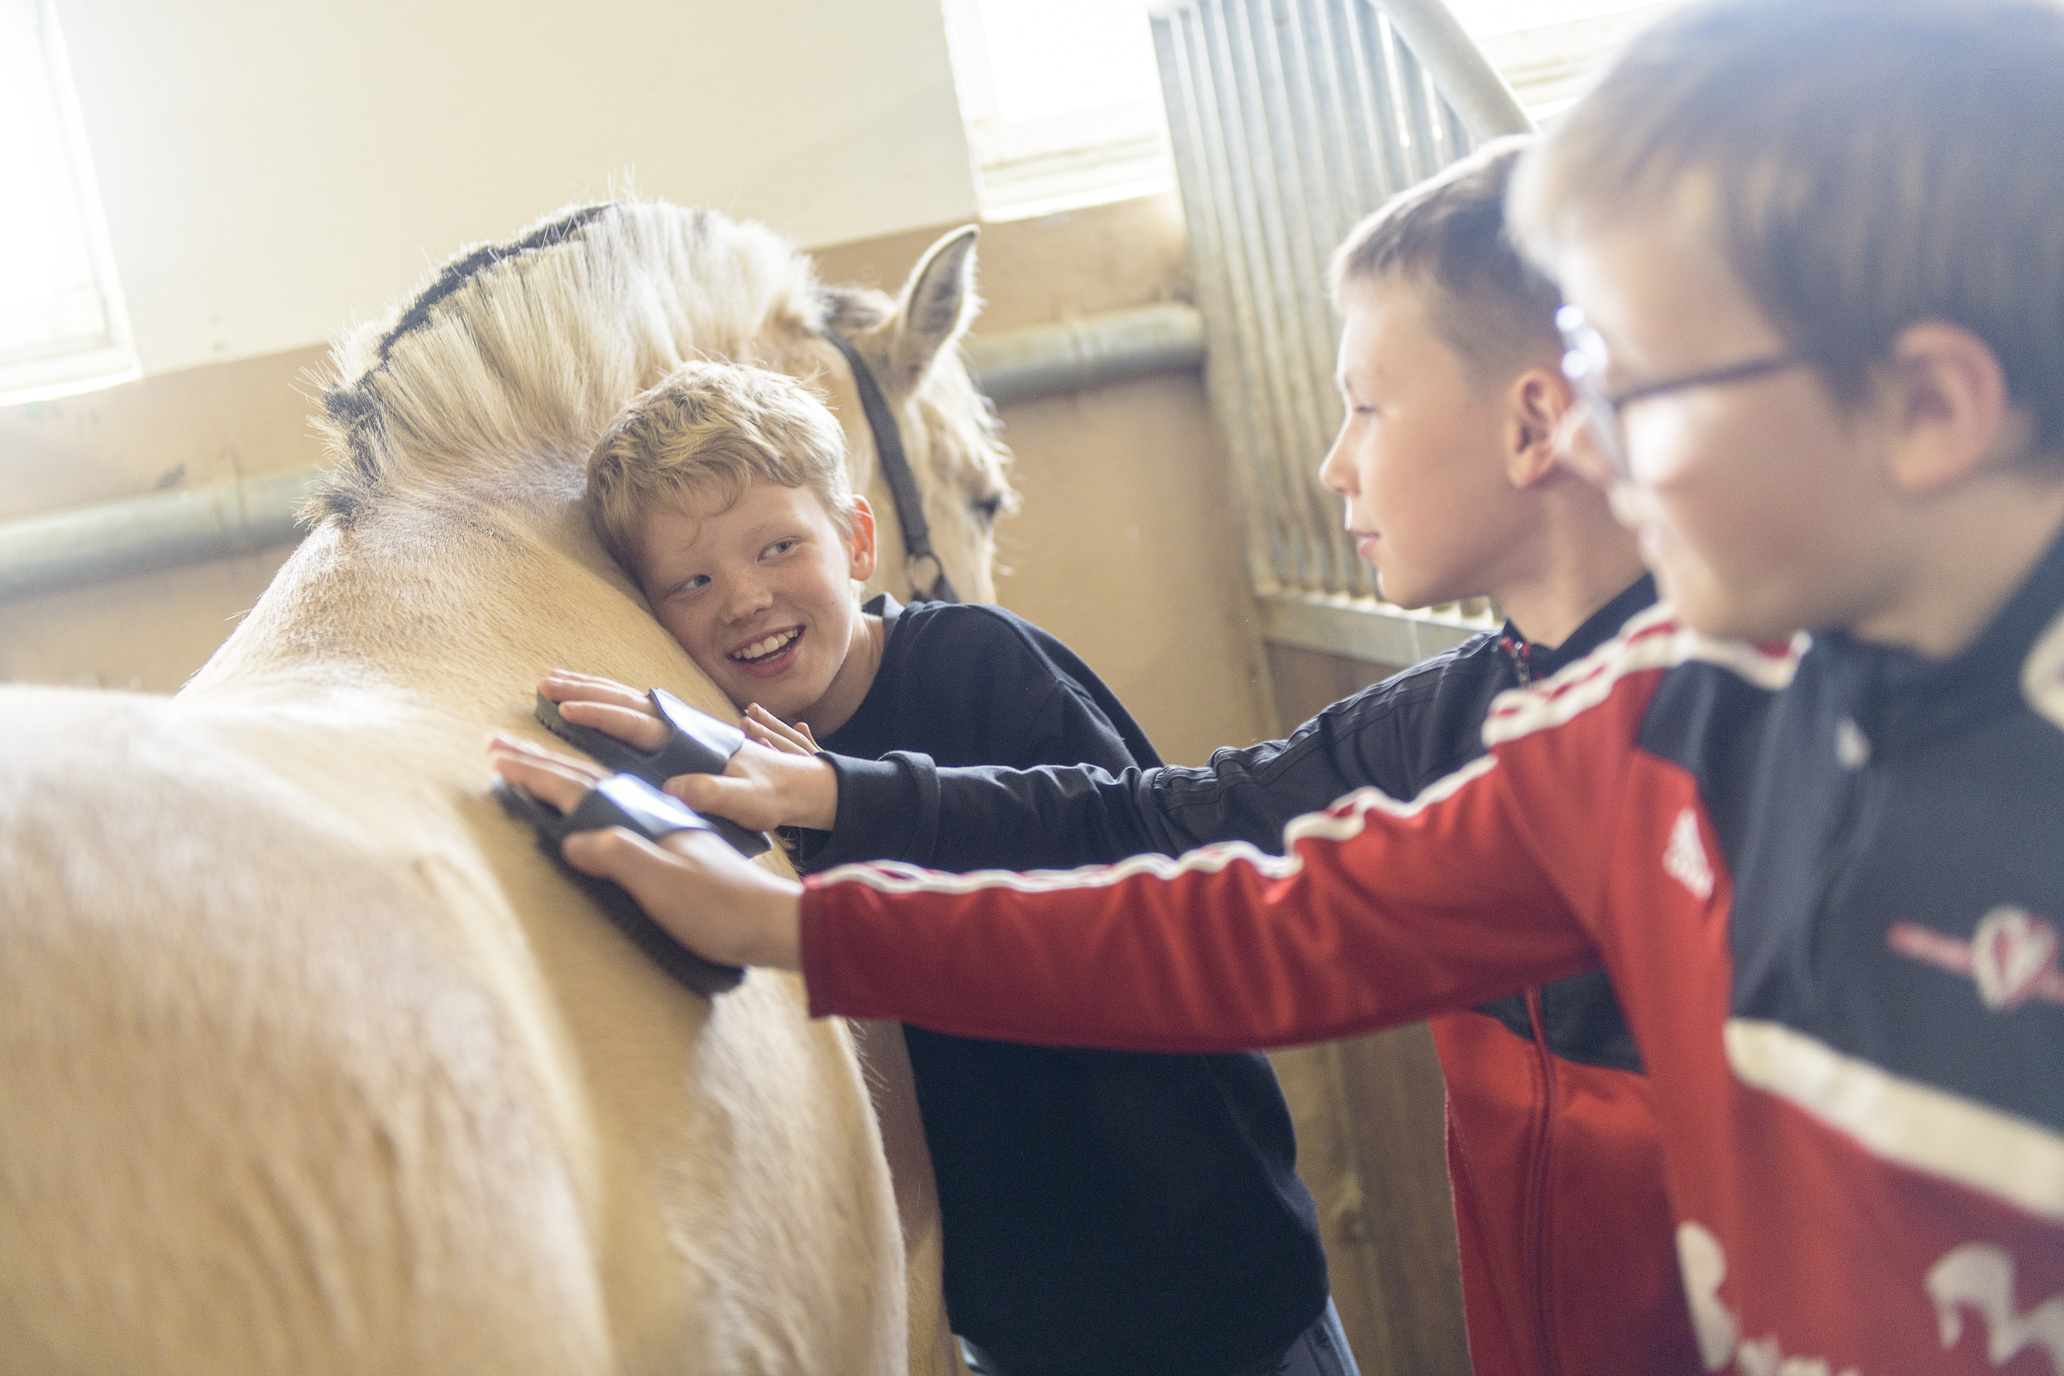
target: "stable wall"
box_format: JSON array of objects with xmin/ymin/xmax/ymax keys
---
[{"xmin": 54, "ymin": 0, "xmax": 980, "ymax": 375}]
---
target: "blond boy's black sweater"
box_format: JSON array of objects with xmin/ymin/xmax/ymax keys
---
[{"xmin": 808, "ymin": 595, "xmax": 1326, "ymax": 1376}]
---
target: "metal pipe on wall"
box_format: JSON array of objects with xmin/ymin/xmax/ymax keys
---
[
  {"xmin": 0, "ymin": 470, "xmax": 323, "ymax": 604},
  {"xmin": 0, "ymin": 303, "xmax": 1207, "ymax": 603},
  {"xmin": 967, "ymin": 303, "xmax": 1204, "ymax": 405}
]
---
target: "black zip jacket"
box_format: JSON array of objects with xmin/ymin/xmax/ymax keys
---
[{"xmin": 808, "ymin": 595, "xmax": 1327, "ymax": 1376}]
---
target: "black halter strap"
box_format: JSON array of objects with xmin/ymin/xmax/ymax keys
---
[{"xmin": 822, "ymin": 325, "xmax": 958, "ymax": 604}]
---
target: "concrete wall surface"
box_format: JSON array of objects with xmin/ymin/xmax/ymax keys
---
[{"xmin": 54, "ymin": 0, "xmax": 979, "ymax": 375}]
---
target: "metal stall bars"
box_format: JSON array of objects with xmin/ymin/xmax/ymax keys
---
[{"xmin": 1150, "ymin": 0, "xmax": 1534, "ymax": 667}]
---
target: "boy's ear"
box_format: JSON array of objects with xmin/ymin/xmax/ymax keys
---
[
  {"xmin": 881, "ymin": 226, "xmax": 980, "ymax": 394},
  {"xmin": 846, "ymin": 495, "xmax": 879, "ymax": 583},
  {"xmin": 1881, "ymin": 321, "xmax": 2022, "ymax": 493},
  {"xmin": 1504, "ymin": 366, "xmax": 1573, "ymax": 490}
]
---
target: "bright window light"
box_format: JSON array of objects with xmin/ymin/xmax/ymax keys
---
[
  {"xmin": 942, "ymin": 0, "xmax": 1173, "ymax": 221},
  {"xmin": 978, "ymin": 0, "xmax": 1162, "ymax": 122},
  {"xmin": 1448, "ymin": 0, "xmax": 1693, "ymax": 121},
  {"xmin": 1447, "ymin": 0, "xmax": 1663, "ymax": 37},
  {"xmin": 943, "ymin": 0, "xmax": 1699, "ymax": 220},
  {"xmin": 0, "ymin": 0, "xmax": 138, "ymax": 407}
]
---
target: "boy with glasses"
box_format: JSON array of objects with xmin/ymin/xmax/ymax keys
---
[
  {"xmin": 500, "ymin": 1, "xmax": 2064, "ymax": 1368},
  {"xmin": 535, "ymin": 360, "xmax": 1345, "ymax": 1376}
]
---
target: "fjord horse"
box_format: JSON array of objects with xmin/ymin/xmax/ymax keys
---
[{"xmin": 0, "ymin": 201, "xmax": 1011, "ymax": 1374}]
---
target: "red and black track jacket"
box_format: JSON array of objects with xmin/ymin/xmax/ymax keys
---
[
  {"xmin": 804, "ymin": 576, "xmax": 1697, "ymax": 1376},
  {"xmin": 799, "ymin": 535, "xmax": 2064, "ymax": 1376}
]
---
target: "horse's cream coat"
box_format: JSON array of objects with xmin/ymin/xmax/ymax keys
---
[{"xmin": 0, "ymin": 203, "xmax": 1008, "ymax": 1373}]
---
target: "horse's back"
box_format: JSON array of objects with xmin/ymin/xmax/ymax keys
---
[{"xmin": 0, "ymin": 683, "xmax": 903, "ymax": 1373}]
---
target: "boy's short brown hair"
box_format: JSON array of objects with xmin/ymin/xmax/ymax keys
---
[
  {"xmin": 1510, "ymin": 0, "xmax": 2064, "ymax": 454},
  {"xmin": 1329, "ymin": 136, "xmax": 1563, "ymax": 386},
  {"xmin": 587, "ymin": 360, "xmax": 858, "ymax": 567}
]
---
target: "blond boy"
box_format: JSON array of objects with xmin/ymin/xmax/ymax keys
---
[{"xmin": 528, "ymin": 360, "xmax": 1348, "ymax": 1376}]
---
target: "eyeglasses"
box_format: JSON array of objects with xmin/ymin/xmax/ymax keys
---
[{"xmin": 1557, "ymin": 304, "xmax": 1805, "ymax": 479}]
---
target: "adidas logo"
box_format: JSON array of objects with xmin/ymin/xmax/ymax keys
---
[{"xmin": 1663, "ymin": 806, "xmax": 1714, "ymax": 901}]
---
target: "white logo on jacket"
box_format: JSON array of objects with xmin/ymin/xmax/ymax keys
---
[
  {"xmin": 1678, "ymin": 1222, "xmax": 1866, "ymax": 1375},
  {"xmin": 1887, "ymin": 908, "xmax": 2064, "ymax": 1012},
  {"xmin": 1664, "ymin": 806, "xmax": 1715, "ymax": 900},
  {"xmin": 1678, "ymin": 1222, "xmax": 1739, "ymax": 1370},
  {"xmin": 2024, "ymin": 605, "xmax": 2064, "ymax": 733},
  {"xmin": 1680, "ymin": 1223, "xmax": 2064, "ymax": 1376},
  {"xmin": 1974, "ymin": 908, "xmax": 2064, "ymax": 1012},
  {"xmin": 1928, "ymin": 1244, "xmax": 2064, "ymax": 1372}
]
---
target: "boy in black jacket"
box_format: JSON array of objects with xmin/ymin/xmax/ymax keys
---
[{"xmin": 530, "ymin": 359, "xmax": 1347, "ymax": 1376}]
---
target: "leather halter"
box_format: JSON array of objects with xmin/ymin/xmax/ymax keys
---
[{"xmin": 821, "ymin": 325, "xmax": 959, "ymax": 604}]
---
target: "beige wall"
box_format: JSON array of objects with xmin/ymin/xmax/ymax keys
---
[
  {"xmin": 0, "ymin": 194, "xmax": 1272, "ymax": 764},
  {"xmin": 0, "ymin": 346, "xmax": 319, "ymax": 689},
  {"xmin": 55, "ymin": 0, "xmax": 977, "ymax": 374}
]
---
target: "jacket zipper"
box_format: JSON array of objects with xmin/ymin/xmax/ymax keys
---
[
  {"xmin": 1500, "ymin": 636, "xmax": 1534, "ymax": 686},
  {"xmin": 1801, "ymin": 732, "xmax": 1881, "ymax": 1001},
  {"xmin": 1524, "ymin": 987, "xmax": 1564, "ymax": 1376}
]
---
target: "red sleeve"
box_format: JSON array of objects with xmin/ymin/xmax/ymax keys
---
[{"xmin": 799, "ymin": 683, "xmax": 1637, "ymax": 1051}]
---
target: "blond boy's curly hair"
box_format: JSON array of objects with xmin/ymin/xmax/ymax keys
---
[{"xmin": 587, "ymin": 361, "xmax": 858, "ymax": 567}]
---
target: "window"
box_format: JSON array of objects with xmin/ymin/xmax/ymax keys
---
[
  {"xmin": 1449, "ymin": 0, "xmax": 1687, "ymax": 121},
  {"xmin": 941, "ymin": 0, "xmax": 1174, "ymax": 221},
  {"xmin": 1, "ymin": 0, "xmax": 137, "ymax": 406}
]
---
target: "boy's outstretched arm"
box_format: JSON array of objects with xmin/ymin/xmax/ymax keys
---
[
  {"xmin": 776, "ymin": 661, "xmax": 1470, "ymax": 876},
  {"xmin": 796, "ymin": 755, "xmax": 1602, "ymax": 1053},
  {"xmin": 538, "ymin": 653, "xmax": 1446, "ymax": 874},
  {"xmin": 493, "ymin": 729, "xmax": 1606, "ymax": 1053}
]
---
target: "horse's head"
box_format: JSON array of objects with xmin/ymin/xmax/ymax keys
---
[
  {"xmin": 303, "ymin": 201, "xmax": 1015, "ymax": 607},
  {"xmin": 820, "ymin": 228, "xmax": 1018, "ymax": 606}
]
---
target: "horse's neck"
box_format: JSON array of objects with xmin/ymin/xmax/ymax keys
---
[{"xmin": 187, "ymin": 489, "xmax": 706, "ymax": 728}]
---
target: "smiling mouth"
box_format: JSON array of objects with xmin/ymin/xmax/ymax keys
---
[{"xmin": 730, "ymin": 627, "xmax": 801, "ymax": 665}]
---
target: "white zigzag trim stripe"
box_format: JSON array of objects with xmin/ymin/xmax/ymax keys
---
[
  {"xmin": 814, "ymin": 840, "xmax": 1295, "ymax": 896},
  {"xmin": 1725, "ymin": 1019, "xmax": 2064, "ymax": 1223},
  {"xmin": 2024, "ymin": 604, "xmax": 2064, "ymax": 735},
  {"xmin": 1279, "ymin": 753, "xmax": 1499, "ymax": 847},
  {"xmin": 816, "ymin": 755, "xmax": 1501, "ymax": 899},
  {"xmin": 1483, "ymin": 604, "xmax": 1803, "ymax": 747}
]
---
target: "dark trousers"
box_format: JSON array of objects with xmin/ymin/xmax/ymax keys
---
[{"xmin": 959, "ymin": 1298, "xmax": 1361, "ymax": 1376}]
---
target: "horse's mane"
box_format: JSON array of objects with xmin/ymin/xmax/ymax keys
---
[{"xmin": 306, "ymin": 200, "xmax": 885, "ymax": 526}]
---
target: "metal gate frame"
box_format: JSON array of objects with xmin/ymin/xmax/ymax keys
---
[{"xmin": 1150, "ymin": 0, "xmax": 1535, "ymax": 664}]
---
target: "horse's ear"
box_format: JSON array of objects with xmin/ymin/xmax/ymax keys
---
[{"xmin": 881, "ymin": 225, "xmax": 980, "ymax": 394}]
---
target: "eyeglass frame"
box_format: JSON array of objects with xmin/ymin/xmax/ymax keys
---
[{"xmin": 1557, "ymin": 304, "xmax": 1806, "ymax": 479}]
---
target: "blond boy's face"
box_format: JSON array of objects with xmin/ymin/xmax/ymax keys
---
[
  {"xmin": 631, "ymin": 479, "xmax": 877, "ymax": 725},
  {"xmin": 1552, "ymin": 219, "xmax": 1904, "ymax": 643},
  {"xmin": 1319, "ymin": 280, "xmax": 1533, "ymax": 612}
]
